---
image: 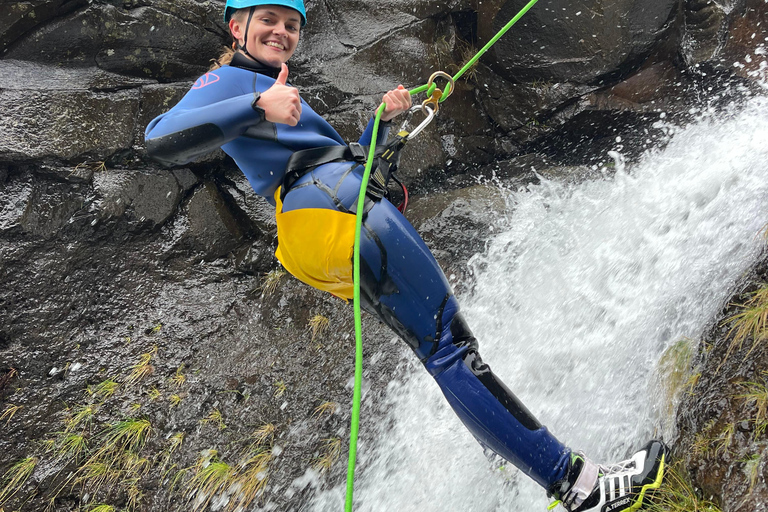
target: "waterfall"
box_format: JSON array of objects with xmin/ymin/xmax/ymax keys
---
[{"xmin": 307, "ymin": 94, "xmax": 768, "ymax": 511}]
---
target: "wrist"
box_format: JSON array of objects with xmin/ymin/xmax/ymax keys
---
[{"xmin": 251, "ymin": 91, "xmax": 266, "ymax": 123}]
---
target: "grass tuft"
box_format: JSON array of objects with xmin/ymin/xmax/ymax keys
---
[
  {"xmin": 312, "ymin": 401, "xmax": 338, "ymax": 420},
  {"xmin": 169, "ymin": 394, "xmax": 183, "ymax": 408},
  {"xmin": 259, "ymin": 269, "xmax": 286, "ymax": 297},
  {"xmin": 736, "ymin": 378, "xmax": 768, "ymax": 439},
  {"xmin": 0, "ymin": 404, "xmax": 22, "ymax": 426},
  {"xmin": 720, "ymin": 284, "xmax": 768, "ymax": 369},
  {"xmin": 86, "ymin": 504, "xmax": 116, "ymax": 512},
  {"xmin": 0, "ymin": 457, "xmax": 37, "ymax": 505},
  {"xmin": 314, "ymin": 438, "xmax": 341, "ymax": 473},
  {"xmin": 273, "ymin": 381, "xmax": 287, "ymax": 398},
  {"xmin": 645, "ymin": 462, "xmax": 722, "ymax": 512},
  {"xmin": 200, "ymin": 409, "xmax": 227, "ymax": 431},
  {"xmin": 308, "ymin": 314, "xmax": 330, "ymax": 341},
  {"xmin": 251, "ymin": 423, "xmax": 276, "ymax": 446},
  {"xmin": 90, "ymin": 379, "xmax": 120, "ymax": 400},
  {"xmin": 186, "ymin": 447, "xmax": 271, "ymax": 512},
  {"xmin": 125, "ymin": 346, "xmax": 157, "ymax": 387},
  {"xmin": 64, "ymin": 404, "xmax": 96, "ymax": 433},
  {"xmin": 170, "ymin": 364, "xmax": 186, "ymax": 387}
]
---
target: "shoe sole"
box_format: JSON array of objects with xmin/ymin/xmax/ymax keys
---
[{"xmin": 625, "ymin": 449, "xmax": 667, "ymax": 512}]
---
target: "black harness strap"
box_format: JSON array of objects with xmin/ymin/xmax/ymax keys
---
[{"xmin": 280, "ymin": 132, "xmax": 410, "ymax": 205}]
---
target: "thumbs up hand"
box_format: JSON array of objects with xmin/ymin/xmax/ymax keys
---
[{"xmin": 259, "ymin": 64, "xmax": 302, "ymax": 126}]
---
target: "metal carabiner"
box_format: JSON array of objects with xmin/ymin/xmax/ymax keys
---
[
  {"xmin": 422, "ymin": 71, "xmax": 455, "ymax": 114},
  {"xmin": 399, "ymin": 104, "xmax": 435, "ymax": 140}
]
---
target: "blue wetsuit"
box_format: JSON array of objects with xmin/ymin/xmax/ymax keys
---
[{"xmin": 145, "ymin": 53, "xmax": 570, "ymax": 490}]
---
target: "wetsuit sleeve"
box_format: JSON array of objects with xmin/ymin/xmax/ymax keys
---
[
  {"xmin": 145, "ymin": 91, "xmax": 263, "ymax": 167},
  {"xmin": 357, "ymin": 117, "xmax": 391, "ymax": 146}
]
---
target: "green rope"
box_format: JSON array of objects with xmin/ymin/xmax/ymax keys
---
[
  {"xmin": 410, "ymin": 0, "xmax": 541, "ymax": 100},
  {"xmin": 345, "ymin": 104, "xmax": 384, "ymax": 512},
  {"xmin": 345, "ymin": 1, "xmax": 541, "ymax": 509}
]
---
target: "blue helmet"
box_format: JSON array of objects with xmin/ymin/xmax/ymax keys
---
[{"xmin": 224, "ymin": 0, "xmax": 306, "ymax": 26}]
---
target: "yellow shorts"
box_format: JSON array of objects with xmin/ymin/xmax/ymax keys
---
[{"xmin": 273, "ymin": 187, "xmax": 356, "ymax": 301}]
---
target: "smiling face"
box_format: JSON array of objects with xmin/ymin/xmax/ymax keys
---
[{"xmin": 229, "ymin": 5, "xmax": 301, "ymax": 67}]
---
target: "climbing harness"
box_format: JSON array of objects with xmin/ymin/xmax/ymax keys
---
[
  {"xmin": 280, "ymin": 104, "xmax": 435, "ymax": 212},
  {"xmin": 346, "ymin": 1, "xmax": 542, "ymax": 510}
]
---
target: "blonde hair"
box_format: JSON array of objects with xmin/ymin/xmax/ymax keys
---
[{"xmin": 209, "ymin": 45, "xmax": 237, "ymax": 70}]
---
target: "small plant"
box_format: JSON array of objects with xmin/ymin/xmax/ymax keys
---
[
  {"xmin": 314, "ymin": 438, "xmax": 341, "ymax": 473},
  {"xmin": 259, "ymin": 269, "xmax": 286, "ymax": 297},
  {"xmin": 185, "ymin": 447, "xmax": 271, "ymax": 512},
  {"xmin": 251, "ymin": 423, "xmax": 276, "ymax": 445},
  {"xmin": 736, "ymin": 378, "xmax": 768, "ymax": 439},
  {"xmin": 740, "ymin": 453, "xmax": 762, "ymax": 494},
  {"xmin": 170, "ymin": 364, "xmax": 186, "ymax": 387},
  {"xmin": 308, "ymin": 314, "xmax": 330, "ymax": 341},
  {"xmin": 274, "ymin": 380, "xmax": 287, "ymax": 398},
  {"xmin": 0, "ymin": 404, "xmax": 22, "ymax": 426},
  {"xmin": 147, "ymin": 387, "xmax": 161, "ymax": 401},
  {"xmin": 87, "ymin": 505, "xmax": 116, "ymax": 512},
  {"xmin": 720, "ymin": 284, "xmax": 768, "ymax": 368},
  {"xmin": 90, "ymin": 379, "xmax": 120, "ymax": 400},
  {"xmin": 712, "ymin": 423, "xmax": 735, "ymax": 457},
  {"xmin": 645, "ymin": 462, "xmax": 722, "ymax": 512},
  {"xmin": 64, "ymin": 404, "xmax": 96, "ymax": 433},
  {"xmin": 0, "ymin": 457, "xmax": 37, "ymax": 505},
  {"xmin": 188, "ymin": 451, "xmax": 234, "ymax": 511},
  {"xmin": 125, "ymin": 346, "xmax": 157, "ymax": 387},
  {"xmin": 99, "ymin": 418, "xmax": 153, "ymax": 454},
  {"xmin": 169, "ymin": 394, "xmax": 183, "ymax": 408},
  {"xmin": 55, "ymin": 432, "xmax": 89, "ymax": 462},
  {"xmin": 201, "ymin": 409, "xmax": 227, "ymax": 431},
  {"xmin": 312, "ymin": 401, "xmax": 338, "ymax": 420}
]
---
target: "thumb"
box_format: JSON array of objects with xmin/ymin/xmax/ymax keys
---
[{"xmin": 275, "ymin": 63, "xmax": 289, "ymax": 85}]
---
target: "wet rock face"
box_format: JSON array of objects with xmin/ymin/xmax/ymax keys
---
[
  {"xmin": 674, "ymin": 262, "xmax": 768, "ymax": 512},
  {"xmin": 478, "ymin": 0, "xmax": 678, "ymax": 83}
]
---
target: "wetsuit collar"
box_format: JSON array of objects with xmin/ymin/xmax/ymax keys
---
[{"xmin": 230, "ymin": 52, "xmax": 282, "ymax": 79}]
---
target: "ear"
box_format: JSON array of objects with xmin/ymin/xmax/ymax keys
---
[{"xmin": 229, "ymin": 17, "xmax": 244, "ymax": 44}]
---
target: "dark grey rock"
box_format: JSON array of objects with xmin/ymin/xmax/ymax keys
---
[{"xmin": 478, "ymin": 0, "xmax": 678, "ymax": 83}]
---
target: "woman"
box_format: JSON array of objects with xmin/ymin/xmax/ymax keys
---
[{"xmin": 144, "ymin": 2, "xmax": 666, "ymax": 510}]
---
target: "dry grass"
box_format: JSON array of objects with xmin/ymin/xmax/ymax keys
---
[
  {"xmin": 314, "ymin": 438, "xmax": 341, "ymax": 473},
  {"xmin": 0, "ymin": 404, "xmax": 22, "ymax": 426},
  {"xmin": 250, "ymin": 424, "xmax": 276, "ymax": 446},
  {"xmin": 0, "ymin": 457, "xmax": 37, "ymax": 505},
  {"xmin": 720, "ymin": 284, "xmax": 768, "ymax": 370},
  {"xmin": 736, "ymin": 378, "xmax": 768, "ymax": 439},
  {"xmin": 89, "ymin": 379, "xmax": 120, "ymax": 401},
  {"xmin": 645, "ymin": 462, "xmax": 722, "ymax": 512},
  {"xmin": 200, "ymin": 409, "xmax": 227, "ymax": 431},
  {"xmin": 186, "ymin": 446, "xmax": 272, "ymax": 512},
  {"xmin": 312, "ymin": 401, "xmax": 338, "ymax": 420},
  {"xmin": 125, "ymin": 346, "xmax": 157, "ymax": 387},
  {"xmin": 170, "ymin": 364, "xmax": 186, "ymax": 387},
  {"xmin": 259, "ymin": 269, "xmax": 286, "ymax": 297},
  {"xmin": 308, "ymin": 314, "xmax": 330, "ymax": 341}
]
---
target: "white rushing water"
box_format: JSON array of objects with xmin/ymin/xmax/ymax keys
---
[{"xmin": 306, "ymin": 93, "xmax": 768, "ymax": 511}]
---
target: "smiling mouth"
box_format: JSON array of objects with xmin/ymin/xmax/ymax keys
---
[{"xmin": 264, "ymin": 41, "xmax": 286, "ymax": 51}]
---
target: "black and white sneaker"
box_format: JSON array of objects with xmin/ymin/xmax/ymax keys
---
[{"xmin": 548, "ymin": 440, "xmax": 668, "ymax": 512}]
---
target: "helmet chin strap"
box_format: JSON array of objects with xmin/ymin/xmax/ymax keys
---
[{"xmin": 236, "ymin": 7, "xmax": 258, "ymax": 61}]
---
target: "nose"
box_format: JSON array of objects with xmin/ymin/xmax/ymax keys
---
[{"xmin": 272, "ymin": 23, "xmax": 288, "ymax": 36}]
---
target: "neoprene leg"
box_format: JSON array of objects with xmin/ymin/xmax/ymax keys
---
[{"xmin": 282, "ymin": 168, "xmax": 571, "ymax": 489}]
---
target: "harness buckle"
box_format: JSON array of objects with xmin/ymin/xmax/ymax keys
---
[{"xmin": 348, "ymin": 143, "xmax": 368, "ymax": 162}]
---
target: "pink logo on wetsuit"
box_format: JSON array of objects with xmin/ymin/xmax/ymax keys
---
[{"xmin": 192, "ymin": 72, "xmax": 220, "ymax": 89}]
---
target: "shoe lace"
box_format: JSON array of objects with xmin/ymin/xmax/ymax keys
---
[{"xmin": 598, "ymin": 458, "xmax": 636, "ymax": 477}]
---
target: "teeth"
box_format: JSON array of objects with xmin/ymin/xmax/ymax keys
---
[{"xmin": 265, "ymin": 42, "xmax": 285, "ymax": 50}]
